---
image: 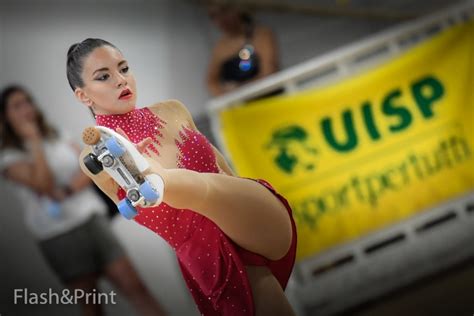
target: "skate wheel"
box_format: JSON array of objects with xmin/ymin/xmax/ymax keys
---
[
  {"xmin": 105, "ymin": 137, "xmax": 126, "ymax": 157},
  {"xmin": 82, "ymin": 127, "xmax": 101, "ymax": 145},
  {"xmin": 139, "ymin": 180, "xmax": 159, "ymax": 203},
  {"xmin": 127, "ymin": 189, "xmax": 141, "ymax": 202},
  {"xmin": 83, "ymin": 153, "xmax": 103, "ymax": 175},
  {"xmin": 101, "ymin": 154, "xmax": 115, "ymax": 168},
  {"xmin": 117, "ymin": 198, "xmax": 138, "ymax": 220}
]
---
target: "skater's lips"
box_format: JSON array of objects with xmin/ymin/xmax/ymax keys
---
[{"xmin": 119, "ymin": 88, "xmax": 132, "ymax": 99}]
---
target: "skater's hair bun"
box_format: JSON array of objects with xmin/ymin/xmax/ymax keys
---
[{"xmin": 66, "ymin": 38, "xmax": 120, "ymax": 91}]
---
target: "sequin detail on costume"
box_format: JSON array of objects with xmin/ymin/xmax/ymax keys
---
[
  {"xmin": 175, "ymin": 125, "xmax": 219, "ymax": 172},
  {"xmin": 95, "ymin": 107, "xmax": 166, "ymax": 156}
]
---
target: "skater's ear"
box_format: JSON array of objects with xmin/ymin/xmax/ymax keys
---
[{"xmin": 74, "ymin": 88, "xmax": 94, "ymax": 108}]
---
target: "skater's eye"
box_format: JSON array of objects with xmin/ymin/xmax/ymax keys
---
[
  {"xmin": 120, "ymin": 66, "xmax": 129, "ymax": 74},
  {"xmin": 96, "ymin": 74, "xmax": 110, "ymax": 81}
]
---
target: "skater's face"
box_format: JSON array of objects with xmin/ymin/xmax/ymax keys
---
[{"xmin": 74, "ymin": 45, "xmax": 137, "ymax": 115}]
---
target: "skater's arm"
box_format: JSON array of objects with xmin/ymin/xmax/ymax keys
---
[
  {"xmin": 210, "ymin": 144, "xmax": 236, "ymax": 176},
  {"xmin": 156, "ymin": 99, "xmax": 236, "ymax": 176},
  {"xmin": 179, "ymin": 101, "xmax": 236, "ymax": 176}
]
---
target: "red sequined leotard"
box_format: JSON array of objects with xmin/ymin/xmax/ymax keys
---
[{"xmin": 96, "ymin": 107, "xmax": 297, "ymax": 316}]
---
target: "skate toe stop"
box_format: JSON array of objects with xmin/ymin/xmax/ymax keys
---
[{"xmin": 83, "ymin": 127, "xmax": 101, "ymax": 145}]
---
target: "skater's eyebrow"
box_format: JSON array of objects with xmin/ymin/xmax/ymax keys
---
[{"xmin": 92, "ymin": 60, "xmax": 127, "ymax": 76}]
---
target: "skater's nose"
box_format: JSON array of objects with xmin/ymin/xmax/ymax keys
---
[{"xmin": 116, "ymin": 73, "xmax": 127, "ymax": 88}]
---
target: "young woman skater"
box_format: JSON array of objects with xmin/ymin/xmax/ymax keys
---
[{"xmin": 67, "ymin": 38, "xmax": 297, "ymax": 316}]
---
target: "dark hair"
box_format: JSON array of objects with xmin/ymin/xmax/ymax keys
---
[
  {"xmin": 66, "ymin": 38, "xmax": 119, "ymax": 91},
  {"xmin": 210, "ymin": 4, "xmax": 255, "ymax": 36},
  {"xmin": 240, "ymin": 11, "xmax": 254, "ymax": 26},
  {"xmin": 0, "ymin": 85, "xmax": 57, "ymax": 151},
  {"xmin": 240, "ymin": 11, "xmax": 255, "ymax": 38}
]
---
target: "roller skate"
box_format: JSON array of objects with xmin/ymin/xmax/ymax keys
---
[{"xmin": 82, "ymin": 126, "xmax": 164, "ymax": 220}]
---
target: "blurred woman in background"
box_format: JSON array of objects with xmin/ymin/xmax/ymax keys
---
[
  {"xmin": 0, "ymin": 85, "xmax": 167, "ymax": 316},
  {"xmin": 207, "ymin": 4, "xmax": 279, "ymax": 96}
]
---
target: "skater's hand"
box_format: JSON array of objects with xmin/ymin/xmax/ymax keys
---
[{"xmin": 116, "ymin": 127, "xmax": 153, "ymax": 154}]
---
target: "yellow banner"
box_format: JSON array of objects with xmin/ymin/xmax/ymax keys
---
[{"xmin": 219, "ymin": 19, "xmax": 474, "ymax": 260}]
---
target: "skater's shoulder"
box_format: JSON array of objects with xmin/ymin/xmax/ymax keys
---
[
  {"xmin": 148, "ymin": 99, "xmax": 186, "ymax": 111},
  {"xmin": 147, "ymin": 99, "xmax": 192, "ymax": 121}
]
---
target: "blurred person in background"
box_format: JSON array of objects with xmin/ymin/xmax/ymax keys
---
[
  {"xmin": 0, "ymin": 85, "xmax": 167, "ymax": 316},
  {"xmin": 206, "ymin": 3, "xmax": 279, "ymax": 97}
]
